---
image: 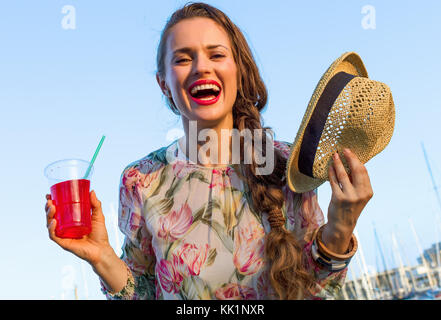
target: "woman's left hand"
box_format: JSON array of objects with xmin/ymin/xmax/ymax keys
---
[{"xmin": 322, "ymin": 148, "xmax": 373, "ymax": 254}]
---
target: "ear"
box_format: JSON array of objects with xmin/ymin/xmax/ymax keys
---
[{"xmin": 156, "ymin": 73, "xmax": 171, "ymax": 98}]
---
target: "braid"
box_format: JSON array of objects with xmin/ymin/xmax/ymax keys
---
[{"xmin": 233, "ymin": 98, "xmax": 315, "ymax": 299}]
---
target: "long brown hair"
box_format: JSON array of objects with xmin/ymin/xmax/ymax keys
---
[{"xmin": 156, "ymin": 2, "xmax": 315, "ymax": 299}]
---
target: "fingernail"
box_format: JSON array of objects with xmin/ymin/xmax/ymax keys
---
[{"xmin": 334, "ymin": 153, "xmax": 339, "ymax": 160}]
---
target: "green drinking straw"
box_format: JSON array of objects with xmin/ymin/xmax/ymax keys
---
[{"xmin": 83, "ymin": 135, "xmax": 106, "ymax": 179}]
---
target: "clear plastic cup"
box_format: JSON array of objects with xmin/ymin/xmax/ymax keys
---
[{"xmin": 44, "ymin": 159, "xmax": 94, "ymax": 239}]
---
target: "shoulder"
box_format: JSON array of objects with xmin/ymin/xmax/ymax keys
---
[{"xmin": 119, "ymin": 142, "xmax": 172, "ymax": 187}]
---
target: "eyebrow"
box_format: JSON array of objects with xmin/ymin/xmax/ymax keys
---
[{"xmin": 172, "ymin": 44, "xmax": 229, "ymax": 56}]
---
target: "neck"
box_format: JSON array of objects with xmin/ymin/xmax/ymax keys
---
[{"xmin": 181, "ymin": 114, "xmax": 234, "ymax": 167}]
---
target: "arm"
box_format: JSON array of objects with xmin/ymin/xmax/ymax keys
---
[
  {"xmin": 93, "ymin": 246, "xmax": 129, "ymax": 294},
  {"xmin": 46, "ymin": 190, "xmax": 130, "ymax": 295},
  {"xmin": 294, "ymin": 148, "xmax": 372, "ymax": 299},
  {"xmin": 322, "ymin": 148, "xmax": 373, "ymax": 254},
  {"xmin": 279, "ymin": 141, "xmax": 370, "ymax": 298},
  {"xmin": 99, "ymin": 236, "xmax": 157, "ymax": 300},
  {"xmin": 98, "ymin": 163, "xmax": 157, "ymax": 300}
]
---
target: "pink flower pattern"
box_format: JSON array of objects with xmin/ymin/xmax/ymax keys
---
[
  {"xmin": 233, "ymin": 220, "xmax": 265, "ymax": 276},
  {"xmin": 140, "ymin": 234, "xmax": 154, "ymax": 257},
  {"xmin": 172, "ymin": 160, "xmax": 199, "ymax": 179},
  {"xmin": 208, "ymin": 167, "xmax": 233, "ymax": 189},
  {"xmin": 175, "ymin": 242, "xmax": 210, "ymax": 276},
  {"xmin": 156, "ymin": 258, "xmax": 184, "ymax": 294},
  {"xmin": 121, "ymin": 167, "xmax": 144, "ymax": 208},
  {"xmin": 103, "ymin": 140, "xmax": 348, "ymax": 300},
  {"xmin": 157, "ymin": 203, "xmax": 193, "ymax": 242},
  {"xmin": 215, "ymin": 283, "xmax": 257, "ymax": 300},
  {"xmin": 128, "ymin": 210, "xmax": 145, "ymax": 233}
]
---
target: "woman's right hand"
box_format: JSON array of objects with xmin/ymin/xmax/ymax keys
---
[{"xmin": 45, "ymin": 190, "xmax": 114, "ymax": 268}]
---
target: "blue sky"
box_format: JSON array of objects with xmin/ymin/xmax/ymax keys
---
[{"xmin": 1, "ymin": 0, "xmax": 440, "ymax": 299}]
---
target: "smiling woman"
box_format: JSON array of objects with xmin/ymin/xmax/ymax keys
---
[
  {"xmin": 45, "ymin": 2, "xmax": 370, "ymax": 301},
  {"xmin": 153, "ymin": 3, "xmax": 319, "ymax": 299},
  {"xmin": 156, "ymin": 16, "xmax": 238, "ymax": 129}
]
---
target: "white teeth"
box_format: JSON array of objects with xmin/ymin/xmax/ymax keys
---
[
  {"xmin": 190, "ymin": 83, "xmax": 221, "ymax": 95},
  {"xmin": 199, "ymin": 95, "xmax": 216, "ymax": 100}
]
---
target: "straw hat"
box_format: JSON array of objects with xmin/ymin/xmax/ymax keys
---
[{"xmin": 286, "ymin": 52, "xmax": 395, "ymax": 193}]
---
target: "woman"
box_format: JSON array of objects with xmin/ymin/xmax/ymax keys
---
[{"xmin": 45, "ymin": 2, "xmax": 373, "ymax": 300}]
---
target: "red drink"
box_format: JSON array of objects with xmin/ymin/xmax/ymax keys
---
[{"xmin": 50, "ymin": 179, "xmax": 91, "ymax": 239}]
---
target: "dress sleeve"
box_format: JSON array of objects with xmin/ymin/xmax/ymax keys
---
[
  {"xmin": 294, "ymin": 190, "xmax": 348, "ymax": 299},
  {"xmin": 100, "ymin": 163, "xmax": 157, "ymax": 300},
  {"xmin": 276, "ymin": 140, "xmax": 348, "ymax": 299}
]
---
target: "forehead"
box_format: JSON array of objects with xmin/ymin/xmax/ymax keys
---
[{"xmin": 166, "ymin": 17, "xmax": 231, "ymax": 53}]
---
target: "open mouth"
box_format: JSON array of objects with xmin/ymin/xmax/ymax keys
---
[{"xmin": 188, "ymin": 79, "xmax": 222, "ymax": 105}]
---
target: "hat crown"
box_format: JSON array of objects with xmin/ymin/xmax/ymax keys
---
[
  {"xmin": 313, "ymin": 76, "xmax": 395, "ymax": 180},
  {"xmin": 286, "ymin": 51, "xmax": 396, "ymax": 193}
]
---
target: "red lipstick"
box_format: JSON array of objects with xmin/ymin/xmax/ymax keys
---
[{"xmin": 188, "ymin": 79, "xmax": 222, "ymax": 106}]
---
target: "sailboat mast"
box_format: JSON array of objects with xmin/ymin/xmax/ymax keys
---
[
  {"xmin": 395, "ymin": 232, "xmax": 418, "ymax": 292},
  {"xmin": 354, "ymin": 252, "xmax": 372, "ymax": 299},
  {"xmin": 421, "ymin": 142, "xmax": 441, "ymax": 289},
  {"xmin": 349, "ymin": 264, "xmax": 364, "ymax": 300},
  {"xmin": 391, "ymin": 232, "xmax": 411, "ymax": 294},
  {"xmin": 373, "ymin": 255, "xmax": 384, "ymax": 299},
  {"xmin": 409, "ymin": 218, "xmax": 436, "ymax": 288},
  {"xmin": 421, "ymin": 142, "xmax": 441, "ymax": 211},
  {"xmin": 435, "ymin": 215, "xmax": 441, "ymax": 287},
  {"xmin": 345, "ymin": 276, "xmax": 357, "ymax": 300},
  {"xmin": 354, "ymin": 229, "xmax": 375, "ymax": 299},
  {"xmin": 373, "ymin": 223, "xmax": 395, "ymax": 296}
]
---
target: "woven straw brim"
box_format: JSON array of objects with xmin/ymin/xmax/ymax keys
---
[{"xmin": 286, "ymin": 52, "xmax": 369, "ymax": 193}]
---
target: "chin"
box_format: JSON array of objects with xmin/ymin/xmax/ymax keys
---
[
  {"xmin": 193, "ymin": 113, "xmax": 229, "ymax": 125},
  {"xmin": 189, "ymin": 102, "xmax": 231, "ymax": 120}
]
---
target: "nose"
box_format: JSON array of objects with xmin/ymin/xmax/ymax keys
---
[{"xmin": 192, "ymin": 53, "xmax": 212, "ymax": 76}]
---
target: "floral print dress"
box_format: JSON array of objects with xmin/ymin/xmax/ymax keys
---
[{"xmin": 101, "ymin": 138, "xmax": 347, "ymax": 300}]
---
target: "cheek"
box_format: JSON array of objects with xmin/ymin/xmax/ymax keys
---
[
  {"xmin": 220, "ymin": 62, "xmax": 238, "ymax": 93},
  {"xmin": 167, "ymin": 67, "xmax": 188, "ymax": 93}
]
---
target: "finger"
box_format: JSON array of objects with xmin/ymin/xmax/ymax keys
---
[
  {"xmin": 342, "ymin": 149, "xmax": 371, "ymax": 188},
  {"xmin": 45, "ymin": 194, "xmax": 52, "ymax": 210},
  {"xmin": 328, "ymin": 163, "xmax": 344, "ymax": 197},
  {"xmin": 90, "ymin": 190, "xmax": 105, "ymax": 223},
  {"xmin": 48, "ymin": 219, "xmax": 66, "ymax": 246},
  {"xmin": 45, "ymin": 198, "xmax": 53, "ymax": 212},
  {"xmin": 332, "ymin": 152, "xmax": 352, "ymax": 191},
  {"xmin": 46, "ymin": 204, "xmax": 56, "ymax": 226}
]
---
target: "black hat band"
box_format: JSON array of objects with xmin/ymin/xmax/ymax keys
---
[{"xmin": 298, "ymin": 71, "xmax": 356, "ymax": 178}]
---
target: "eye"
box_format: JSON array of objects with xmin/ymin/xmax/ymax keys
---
[
  {"xmin": 211, "ymin": 54, "xmax": 225, "ymax": 59},
  {"xmin": 175, "ymin": 58, "xmax": 191, "ymax": 64}
]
